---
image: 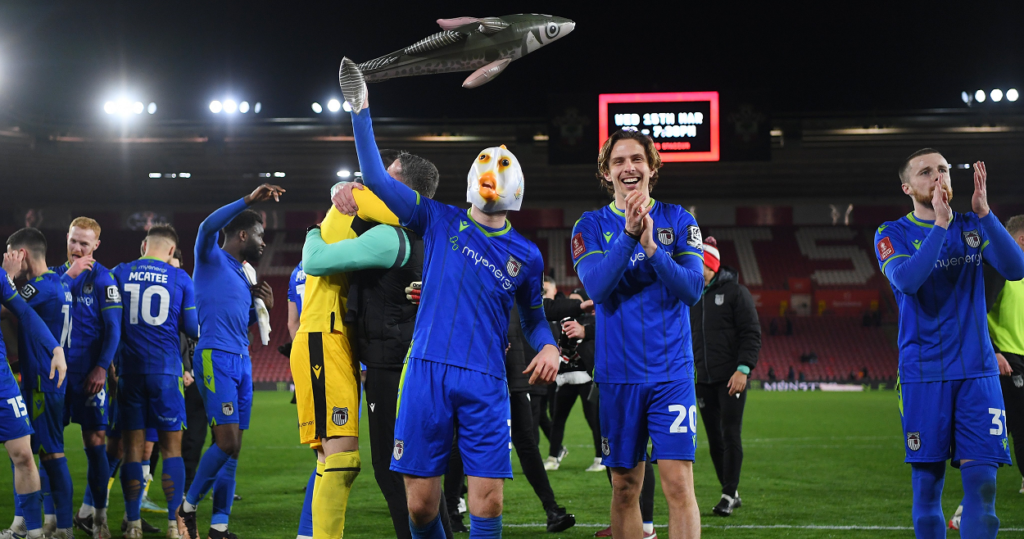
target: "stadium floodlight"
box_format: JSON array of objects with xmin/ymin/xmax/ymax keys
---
[
  {"xmin": 147, "ymin": 102, "xmax": 157, "ymax": 114},
  {"xmin": 337, "ymin": 169, "xmax": 351, "ymax": 178},
  {"xmin": 961, "ymin": 91, "xmax": 970, "ymax": 104},
  {"xmin": 1008, "ymin": 89, "xmax": 1019, "ymax": 102},
  {"xmin": 149, "ymin": 173, "xmax": 161, "ymax": 178},
  {"xmin": 239, "ymin": 101, "xmax": 250, "ymax": 113},
  {"xmin": 223, "ymin": 99, "xmax": 238, "ymax": 114},
  {"xmin": 132, "ymin": 102, "xmax": 144, "ymax": 114},
  {"xmin": 975, "ymin": 90, "xmax": 986, "ymax": 103},
  {"xmin": 274, "ymin": 172, "xmax": 285, "ymax": 178},
  {"xmin": 254, "ymin": 102, "xmax": 262, "ymax": 113},
  {"xmin": 327, "ymin": 99, "xmax": 341, "ymax": 112},
  {"xmin": 342, "ymin": 101, "xmax": 352, "ymax": 112},
  {"xmin": 104, "ymin": 101, "xmax": 116, "ymax": 114},
  {"xmin": 210, "ymin": 100, "xmax": 223, "ymax": 113},
  {"xmin": 311, "ymin": 102, "xmax": 323, "ymax": 114},
  {"xmin": 991, "ymin": 89, "xmax": 1003, "ymax": 102}
]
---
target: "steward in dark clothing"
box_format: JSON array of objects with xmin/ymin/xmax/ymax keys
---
[{"xmin": 690, "ymin": 236, "xmax": 761, "ymax": 516}]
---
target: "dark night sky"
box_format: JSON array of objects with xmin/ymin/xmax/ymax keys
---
[{"xmin": 1, "ymin": 1, "xmax": 1023, "ymax": 121}]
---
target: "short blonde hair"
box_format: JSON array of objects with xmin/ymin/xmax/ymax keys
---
[{"xmin": 69, "ymin": 216, "xmax": 102, "ymax": 238}]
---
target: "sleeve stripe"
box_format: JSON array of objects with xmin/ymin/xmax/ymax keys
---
[
  {"xmin": 572, "ymin": 250, "xmax": 604, "ymax": 267},
  {"xmin": 980, "ymin": 240, "xmax": 991, "ymax": 252},
  {"xmin": 100, "ymin": 305, "xmax": 122, "ymax": 311},
  {"xmin": 4, "ymin": 292, "xmax": 17, "ymax": 302},
  {"xmin": 674, "ymin": 251, "xmax": 704, "ymax": 259},
  {"xmin": 881, "ymin": 254, "xmax": 911, "ymax": 273},
  {"xmin": 531, "ymin": 304, "xmax": 543, "ymax": 309},
  {"xmin": 184, "ymin": 306, "xmax": 196, "ymax": 311}
]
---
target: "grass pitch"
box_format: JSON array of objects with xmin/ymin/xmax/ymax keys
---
[{"xmin": 3, "ymin": 390, "xmax": 1022, "ymax": 538}]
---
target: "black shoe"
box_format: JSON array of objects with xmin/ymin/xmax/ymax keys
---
[
  {"xmin": 73, "ymin": 514, "xmax": 95, "ymax": 537},
  {"xmin": 177, "ymin": 503, "xmax": 199, "ymax": 539},
  {"xmin": 450, "ymin": 514, "xmax": 469, "ymax": 534},
  {"xmin": 712, "ymin": 493, "xmax": 739, "ymax": 516},
  {"xmin": 208, "ymin": 529, "xmax": 239, "ymax": 539},
  {"xmin": 546, "ymin": 506, "xmax": 576, "ymax": 533}
]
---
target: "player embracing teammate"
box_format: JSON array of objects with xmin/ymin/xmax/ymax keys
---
[
  {"xmin": 572, "ymin": 129, "xmax": 705, "ymax": 539},
  {"xmin": 876, "ymin": 151, "xmax": 1024, "ymax": 538}
]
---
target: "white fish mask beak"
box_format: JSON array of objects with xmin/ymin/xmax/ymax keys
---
[{"xmin": 467, "ymin": 145, "xmax": 524, "ymax": 212}]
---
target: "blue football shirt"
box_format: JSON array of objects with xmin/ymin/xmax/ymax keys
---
[
  {"xmin": 193, "ymin": 199, "xmax": 256, "ymax": 356},
  {"xmin": 289, "ymin": 262, "xmax": 306, "ymax": 317},
  {"xmin": 52, "ymin": 260, "xmax": 122, "ymax": 373},
  {"xmin": 114, "ymin": 258, "xmax": 198, "ymax": 376},
  {"xmin": 1, "ymin": 268, "xmax": 60, "ymax": 398},
  {"xmin": 572, "ymin": 200, "xmax": 705, "ymax": 384},
  {"xmin": 876, "ymin": 211, "xmax": 1010, "ymax": 383},
  {"xmin": 16, "ymin": 271, "xmax": 72, "ymax": 393}
]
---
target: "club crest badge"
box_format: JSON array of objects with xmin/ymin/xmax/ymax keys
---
[
  {"xmin": 657, "ymin": 227, "xmax": 674, "ymax": 246},
  {"xmin": 907, "ymin": 431, "xmax": 921, "ymax": 451},
  {"xmin": 506, "ymin": 255, "xmax": 523, "ymax": 277},
  {"xmin": 332, "ymin": 407, "xmax": 349, "ymax": 426},
  {"xmin": 715, "ymin": 294, "xmax": 725, "ymax": 305},
  {"xmin": 222, "ymin": 402, "xmax": 234, "ymax": 416},
  {"xmin": 601, "ymin": 437, "xmax": 610, "ymax": 456},
  {"xmin": 963, "ymin": 229, "xmax": 981, "ymax": 249},
  {"xmin": 83, "ymin": 283, "xmax": 94, "ymax": 294},
  {"xmin": 393, "ymin": 439, "xmax": 405, "ymax": 460}
]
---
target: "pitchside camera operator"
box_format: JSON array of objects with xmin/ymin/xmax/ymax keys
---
[{"xmin": 690, "ymin": 236, "xmax": 761, "ymax": 517}]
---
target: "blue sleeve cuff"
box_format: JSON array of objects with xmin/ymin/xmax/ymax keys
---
[{"xmin": 737, "ymin": 365, "xmax": 751, "ymax": 375}]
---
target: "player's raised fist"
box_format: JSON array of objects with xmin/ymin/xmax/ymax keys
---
[
  {"xmin": 972, "ymin": 161, "xmax": 990, "ymax": 218},
  {"xmin": 244, "ymin": 183, "xmax": 286, "ymax": 205}
]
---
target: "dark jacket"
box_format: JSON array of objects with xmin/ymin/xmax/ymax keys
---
[
  {"xmin": 506, "ymin": 308, "xmax": 531, "ymax": 393},
  {"xmin": 984, "ymin": 262, "xmax": 1024, "ymax": 374},
  {"xmin": 691, "ymin": 266, "xmax": 761, "ymax": 384},
  {"xmin": 347, "ymin": 218, "xmax": 424, "ymax": 370}
]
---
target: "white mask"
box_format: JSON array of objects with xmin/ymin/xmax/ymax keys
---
[{"xmin": 466, "ymin": 145, "xmax": 524, "ymax": 212}]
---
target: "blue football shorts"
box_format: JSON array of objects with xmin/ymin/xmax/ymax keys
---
[{"xmin": 599, "ymin": 378, "xmax": 698, "ymax": 468}]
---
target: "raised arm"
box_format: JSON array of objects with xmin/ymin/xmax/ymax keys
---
[
  {"xmin": 979, "ymin": 212, "xmax": 1024, "ymax": 281},
  {"xmin": 881, "ymin": 225, "xmax": 946, "ymax": 295},
  {"xmin": 196, "ymin": 198, "xmax": 248, "ymax": 262},
  {"xmin": 350, "ymin": 109, "xmax": 421, "ymax": 224},
  {"xmin": 573, "ymin": 222, "xmax": 637, "ymax": 304}
]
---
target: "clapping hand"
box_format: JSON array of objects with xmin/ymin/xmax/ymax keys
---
[{"xmin": 972, "ymin": 161, "xmax": 990, "ymax": 218}]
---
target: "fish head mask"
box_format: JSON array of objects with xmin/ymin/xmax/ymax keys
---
[
  {"xmin": 537, "ymin": 16, "xmax": 575, "ymax": 46},
  {"xmin": 467, "ymin": 144, "xmax": 524, "ymax": 212}
]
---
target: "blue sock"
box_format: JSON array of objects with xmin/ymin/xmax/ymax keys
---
[
  {"xmin": 409, "ymin": 515, "xmax": 445, "ymax": 539},
  {"xmin": 85, "ymin": 445, "xmax": 110, "ymax": 510},
  {"xmin": 38, "ymin": 460, "xmax": 55, "ymax": 516},
  {"xmin": 469, "ymin": 515, "xmax": 502, "ymax": 539},
  {"xmin": 297, "ymin": 467, "xmax": 315, "ymax": 538},
  {"xmin": 16, "ymin": 490, "xmax": 42, "ymax": 532},
  {"xmin": 121, "ymin": 461, "xmax": 144, "ymax": 521},
  {"xmin": 10, "ymin": 459, "xmax": 23, "ymax": 517},
  {"xmin": 162, "ymin": 457, "xmax": 186, "ymax": 516},
  {"xmin": 211, "ymin": 457, "xmax": 238, "ymax": 526},
  {"xmin": 910, "ymin": 462, "xmax": 946, "ymax": 539},
  {"xmin": 40, "ymin": 457, "xmax": 73, "ymax": 528},
  {"xmin": 961, "ymin": 460, "xmax": 999, "ymax": 538},
  {"xmin": 82, "ymin": 483, "xmax": 93, "ymax": 509},
  {"xmin": 186, "ymin": 444, "xmax": 230, "ymax": 507}
]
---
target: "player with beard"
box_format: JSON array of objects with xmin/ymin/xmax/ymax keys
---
[
  {"xmin": 572, "ymin": 129, "xmax": 705, "ymax": 539},
  {"xmin": 177, "ymin": 184, "xmax": 282, "ymax": 539},
  {"xmin": 874, "ymin": 150, "xmax": 1024, "ymax": 538}
]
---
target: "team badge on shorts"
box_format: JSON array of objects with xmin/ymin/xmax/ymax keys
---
[
  {"xmin": 393, "ymin": 439, "xmax": 405, "ymax": 460},
  {"xmin": 222, "ymin": 402, "xmax": 234, "ymax": 416},
  {"xmin": 963, "ymin": 230, "xmax": 981, "ymax": 249},
  {"xmin": 907, "ymin": 431, "xmax": 921, "ymax": 451},
  {"xmin": 601, "ymin": 437, "xmax": 610, "ymax": 456},
  {"xmin": 332, "ymin": 407, "xmax": 349, "ymax": 426},
  {"xmin": 83, "ymin": 283, "xmax": 94, "ymax": 294},
  {"xmin": 657, "ymin": 227, "xmax": 674, "ymax": 245},
  {"xmin": 506, "ymin": 255, "xmax": 523, "ymax": 278}
]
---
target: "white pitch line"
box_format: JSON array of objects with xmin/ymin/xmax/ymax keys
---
[{"xmin": 502, "ymin": 523, "xmax": 1024, "ymax": 531}]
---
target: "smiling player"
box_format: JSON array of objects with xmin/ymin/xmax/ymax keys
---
[{"xmin": 572, "ymin": 129, "xmax": 705, "ymax": 539}]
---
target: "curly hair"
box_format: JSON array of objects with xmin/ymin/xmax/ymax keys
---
[{"xmin": 596, "ymin": 129, "xmax": 662, "ymax": 196}]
